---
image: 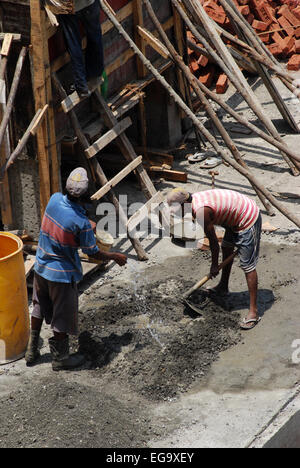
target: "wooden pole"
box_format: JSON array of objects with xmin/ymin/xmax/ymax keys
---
[
  {"xmin": 0, "ymin": 47, "xmax": 27, "ymax": 150},
  {"xmin": 99, "ymin": 0, "xmax": 300, "ymax": 229},
  {"xmin": 143, "ymin": 0, "xmax": 274, "ymax": 215},
  {"xmin": 0, "ymin": 106, "xmax": 48, "ymax": 178}
]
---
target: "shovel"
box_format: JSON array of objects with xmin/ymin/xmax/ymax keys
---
[{"xmin": 182, "ymin": 250, "xmax": 239, "ymax": 315}]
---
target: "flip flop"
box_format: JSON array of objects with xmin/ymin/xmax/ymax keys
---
[
  {"xmin": 187, "ymin": 152, "xmax": 208, "ymax": 163},
  {"xmin": 240, "ymin": 316, "xmax": 261, "ymax": 330},
  {"xmin": 199, "ymin": 157, "xmax": 222, "ymax": 169}
]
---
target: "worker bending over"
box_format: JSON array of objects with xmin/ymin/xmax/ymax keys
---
[
  {"xmin": 167, "ymin": 188, "xmax": 262, "ymax": 330},
  {"xmin": 25, "ymin": 167, "xmax": 127, "ymax": 370}
]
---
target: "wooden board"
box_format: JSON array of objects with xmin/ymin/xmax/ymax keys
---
[
  {"xmin": 85, "ymin": 117, "xmax": 132, "ymax": 159},
  {"xmin": 91, "ymin": 156, "xmax": 143, "ymax": 200}
]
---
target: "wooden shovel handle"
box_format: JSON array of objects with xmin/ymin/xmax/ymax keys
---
[{"xmin": 183, "ymin": 250, "xmax": 239, "ymax": 299}]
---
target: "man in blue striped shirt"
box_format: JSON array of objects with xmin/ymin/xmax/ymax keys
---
[{"xmin": 25, "ymin": 168, "xmax": 127, "ymax": 371}]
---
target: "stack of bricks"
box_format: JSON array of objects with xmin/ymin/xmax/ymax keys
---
[{"xmin": 188, "ymin": 0, "xmax": 300, "ymax": 93}]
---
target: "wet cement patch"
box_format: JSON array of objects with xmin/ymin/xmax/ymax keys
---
[{"xmin": 0, "ymin": 243, "xmax": 299, "ymax": 448}]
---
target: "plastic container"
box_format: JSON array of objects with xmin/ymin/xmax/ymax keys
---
[
  {"xmin": 0, "ymin": 232, "xmax": 29, "ymax": 364},
  {"xmin": 96, "ymin": 230, "xmax": 114, "ymax": 252}
]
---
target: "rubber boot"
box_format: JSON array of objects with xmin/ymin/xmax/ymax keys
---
[
  {"xmin": 48, "ymin": 336, "xmax": 85, "ymax": 372},
  {"xmin": 25, "ymin": 330, "xmax": 41, "ymax": 366}
]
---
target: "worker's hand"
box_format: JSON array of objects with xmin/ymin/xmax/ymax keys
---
[
  {"xmin": 210, "ymin": 264, "xmax": 219, "ymax": 278},
  {"xmin": 113, "ymin": 253, "xmax": 127, "ymax": 267}
]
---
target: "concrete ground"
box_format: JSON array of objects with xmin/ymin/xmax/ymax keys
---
[{"xmin": 1, "ymin": 73, "xmax": 300, "ymax": 448}]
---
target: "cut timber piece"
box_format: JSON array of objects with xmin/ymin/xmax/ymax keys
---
[
  {"xmin": 127, "ymin": 191, "xmax": 165, "ymax": 232},
  {"xmin": 137, "ymin": 25, "xmax": 170, "ymax": 59},
  {"xmin": 147, "ymin": 165, "xmax": 187, "ymax": 182},
  {"xmin": 85, "ymin": 117, "xmax": 132, "ymax": 159},
  {"xmin": 24, "ymin": 255, "xmax": 35, "ymax": 278},
  {"xmin": 91, "ymin": 156, "xmax": 143, "ymax": 200}
]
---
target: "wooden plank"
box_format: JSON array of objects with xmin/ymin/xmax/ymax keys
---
[
  {"xmin": 147, "ymin": 166, "xmax": 187, "ymax": 183},
  {"xmin": 24, "ymin": 256, "xmax": 35, "ymax": 279},
  {"xmin": 1, "ymin": 34, "xmax": 13, "ymax": 57},
  {"xmin": 0, "ymin": 33, "xmax": 21, "ymax": 42},
  {"xmin": 85, "ymin": 117, "xmax": 132, "ymax": 159},
  {"xmin": 30, "ymin": 0, "xmax": 52, "ymax": 215},
  {"xmin": 127, "ymin": 191, "xmax": 165, "ymax": 231},
  {"xmin": 91, "ymin": 156, "xmax": 143, "ymax": 200},
  {"xmin": 137, "ymin": 26, "xmax": 170, "ymax": 59},
  {"xmin": 61, "ymin": 78, "xmax": 104, "ymax": 114}
]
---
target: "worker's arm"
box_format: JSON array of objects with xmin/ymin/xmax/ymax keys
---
[
  {"xmin": 201, "ymin": 206, "xmax": 220, "ymax": 278},
  {"xmin": 90, "ymin": 250, "xmax": 127, "ymax": 266}
]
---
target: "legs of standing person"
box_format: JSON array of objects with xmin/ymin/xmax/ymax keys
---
[
  {"xmin": 78, "ymin": 1, "xmax": 104, "ymax": 81},
  {"xmin": 58, "ymin": 14, "xmax": 89, "ymax": 94},
  {"xmin": 237, "ymin": 214, "xmax": 262, "ymax": 329},
  {"xmin": 25, "ymin": 273, "xmax": 49, "ymax": 365}
]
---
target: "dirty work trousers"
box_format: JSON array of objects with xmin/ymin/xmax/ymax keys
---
[
  {"xmin": 58, "ymin": 0, "xmax": 104, "ymax": 93},
  {"xmin": 32, "ymin": 273, "xmax": 79, "ymax": 336}
]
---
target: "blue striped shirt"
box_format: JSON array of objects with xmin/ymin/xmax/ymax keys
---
[{"xmin": 35, "ymin": 193, "xmax": 99, "ymax": 283}]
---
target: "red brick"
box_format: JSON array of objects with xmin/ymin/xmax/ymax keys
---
[
  {"xmin": 296, "ymin": 27, "xmax": 300, "ymax": 39},
  {"xmin": 287, "ymin": 54, "xmax": 300, "ymax": 70},
  {"xmin": 216, "ymin": 73, "xmax": 229, "ymax": 94},
  {"xmin": 199, "ymin": 66, "xmax": 215, "ymax": 88},
  {"xmin": 198, "ymin": 55, "xmax": 209, "ymax": 67},
  {"xmin": 292, "ymin": 6, "xmax": 300, "ymax": 22},
  {"xmin": 295, "ymin": 39, "xmax": 300, "ymax": 53},
  {"xmin": 267, "ymin": 43, "xmax": 282, "ymax": 56},
  {"xmin": 251, "ymin": 19, "xmax": 268, "ymax": 31},
  {"xmin": 190, "ymin": 58, "xmax": 199, "ymax": 73},
  {"xmin": 278, "ymin": 15, "xmax": 295, "ymax": 36},
  {"xmin": 238, "ymin": 5, "xmax": 250, "ymax": 15},
  {"xmin": 281, "ymin": 36, "xmax": 295, "ymax": 57},
  {"xmin": 279, "ymin": 4, "xmax": 299, "ymax": 27}
]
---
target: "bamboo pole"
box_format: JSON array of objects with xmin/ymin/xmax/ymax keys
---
[
  {"xmin": 0, "ymin": 106, "xmax": 48, "ymax": 179},
  {"xmin": 181, "ymin": 0, "xmax": 300, "ymax": 175},
  {"xmin": 219, "ymin": 0, "xmax": 299, "ymax": 132},
  {"xmin": 0, "ymin": 47, "xmax": 27, "ymax": 150},
  {"xmin": 99, "ymin": 0, "xmax": 300, "ymax": 229},
  {"xmin": 143, "ymin": 0, "xmax": 274, "ymax": 215}
]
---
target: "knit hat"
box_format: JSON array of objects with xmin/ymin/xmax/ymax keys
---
[
  {"xmin": 166, "ymin": 188, "xmax": 190, "ymax": 214},
  {"xmin": 66, "ymin": 167, "xmax": 89, "ymax": 198}
]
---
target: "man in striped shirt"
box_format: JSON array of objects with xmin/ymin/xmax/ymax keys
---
[
  {"xmin": 167, "ymin": 188, "xmax": 262, "ymax": 330},
  {"xmin": 25, "ymin": 168, "xmax": 127, "ymax": 370}
]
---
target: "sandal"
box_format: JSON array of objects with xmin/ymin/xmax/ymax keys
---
[
  {"xmin": 199, "ymin": 157, "xmax": 222, "ymax": 169},
  {"xmin": 240, "ymin": 316, "xmax": 261, "ymax": 330}
]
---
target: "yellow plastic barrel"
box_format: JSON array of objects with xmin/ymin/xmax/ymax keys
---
[{"xmin": 0, "ymin": 232, "xmax": 29, "ymax": 364}]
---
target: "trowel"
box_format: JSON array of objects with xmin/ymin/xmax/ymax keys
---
[{"xmin": 182, "ymin": 250, "xmax": 239, "ymax": 315}]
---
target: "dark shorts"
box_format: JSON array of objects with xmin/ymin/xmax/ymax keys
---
[
  {"xmin": 32, "ymin": 273, "xmax": 79, "ymax": 336},
  {"xmin": 222, "ymin": 214, "xmax": 262, "ymax": 274}
]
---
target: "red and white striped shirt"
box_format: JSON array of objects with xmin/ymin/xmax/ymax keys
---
[{"xmin": 192, "ymin": 189, "xmax": 260, "ymax": 232}]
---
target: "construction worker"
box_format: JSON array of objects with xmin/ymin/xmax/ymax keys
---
[
  {"xmin": 167, "ymin": 188, "xmax": 262, "ymax": 330},
  {"xmin": 57, "ymin": 0, "xmax": 104, "ymax": 97},
  {"xmin": 25, "ymin": 167, "xmax": 127, "ymax": 370}
]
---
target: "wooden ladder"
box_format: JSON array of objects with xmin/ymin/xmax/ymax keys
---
[{"xmin": 53, "ymin": 74, "xmax": 168, "ymax": 261}]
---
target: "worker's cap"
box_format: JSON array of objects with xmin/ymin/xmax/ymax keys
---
[
  {"xmin": 66, "ymin": 167, "xmax": 89, "ymax": 197},
  {"xmin": 166, "ymin": 188, "xmax": 190, "ymax": 215}
]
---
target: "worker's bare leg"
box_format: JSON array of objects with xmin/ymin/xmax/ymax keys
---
[
  {"xmin": 31, "ymin": 316, "xmax": 43, "ymax": 333},
  {"xmin": 244, "ymin": 269, "xmax": 259, "ymax": 322},
  {"xmin": 212, "ymin": 245, "xmax": 234, "ymax": 294}
]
